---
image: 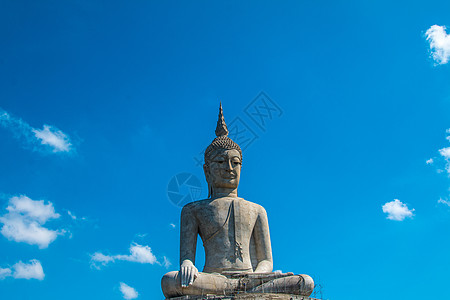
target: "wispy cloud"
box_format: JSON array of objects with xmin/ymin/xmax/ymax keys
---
[
  {"xmin": 169, "ymin": 223, "xmax": 176, "ymax": 229},
  {"xmin": 0, "ymin": 260, "xmax": 45, "ymax": 280},
  {"xmin": 382, "ymin": 199, "xmax": 415, "ymax": 221},
  {"xmin": 436, "ymin": 130, "xmax": 450, "ymax": 173},
  {"xmin": 0, "ymin": 195, "xmax": 65, "ymax": 249},
  {"xmin": 0, "ymin": 107, "xmax": 73, "ymax": 153},
  {"xmin": 67, "ymin": 210, "xmax": 86, "ymax": 221},
  {"xmin": 32, "ymin": 125, "xmax": 71, "ymax": 152},
  {"xmin": 0, "ymin": 267, "xmax": 12, "ymax": 279},
  {"xmin": 90, "ymin": 252, "xmax": 114, "ymax": 267},
  {"xmin": 119, "ymin": 282, "xmax": 139, "ymax": 300},
  {"xmin": 438, "ymin": 198, "xmax": 450, "ymax": 206},
  {"xmin": 135, "ymin": 233, "xmax": 147, "ymax": 239},
  {"xmin": 427, "ymin": 129, "xmax": 450, "ymax": 174},
  {"xmin": 425, "ymin": 25, "xmax": 450, "ymax": 65},
  {"xmin": 67, "ymin": 211, "xmax": 77, "ymax": 220},
  {"xmin": 90, "ymin": 243, "xmax": 158, "ymax": 269},
  {"xmin": 162, "ymin": 256, "xmax": 171, "ymax": 269},
  {"xmin": 427, "ymin": 130, "xmax": 450, "ymax": 204}
]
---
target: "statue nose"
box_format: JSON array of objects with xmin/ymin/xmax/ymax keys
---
[{"xmin": 225, "ymin": 160, "xmax": 233, "ymax": 170}]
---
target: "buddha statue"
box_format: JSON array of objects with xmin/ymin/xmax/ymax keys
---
[{"xmin": 161, "ymin": 104, "xmax": 314, "ymax": 298}]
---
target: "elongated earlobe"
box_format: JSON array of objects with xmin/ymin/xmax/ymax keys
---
[
  {"xmin": 208, "ymin": 183, "xmax": 213, "ymax": 198},
  {"xmin": 203, "ymin": 164, "xmax": 212, "ymax": 198}
]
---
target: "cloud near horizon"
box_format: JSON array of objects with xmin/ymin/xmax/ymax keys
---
[
  {"xmin": 0, "ymin": 107, "xmax": 73, "ymax": 153},
  {"xmin": 425, "ymin": 25, "xmax": 450, "ymax": 65},
  {"xmin": 0, "ymin": 195, "xmax": 65, "ymax": 248},
  {"xmin": 0, "ymin": 259, "xmax": 45, "ymax": 280},
  {"xmin": 382, "ymin": 199, "xmax": 415, "ymax": 221}
]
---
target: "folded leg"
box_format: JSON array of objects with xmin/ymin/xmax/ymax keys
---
[
  {"xmin": 161, "ymin": 271, "xmax": 236, "ymax": 298},
  {"xmin": 248, "ymin": 274, "xmax": 314, "ymax": 296}
]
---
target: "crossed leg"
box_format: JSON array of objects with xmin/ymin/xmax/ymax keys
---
[{"xmin": 161, "ymin": 271, "xmax": 314, "ymax": 298}]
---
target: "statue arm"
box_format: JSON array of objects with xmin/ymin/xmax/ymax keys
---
[
  {"xmin": 252, "ymin": 206, "xmax": 273, "ymax": 273},
  {"xmin": 180, "ymin": 204, "xmax": 198, "ymax": 263},
  {"xmin": 179, "ymin": 204, "xmax": 199, "ymax": 287}
]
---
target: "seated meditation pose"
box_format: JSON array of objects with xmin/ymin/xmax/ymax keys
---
[{"xmin": 161, "ymin": 104, "xmax": 314, "ymax": 298}]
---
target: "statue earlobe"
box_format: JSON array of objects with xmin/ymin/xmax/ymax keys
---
[
  {"xmin": 203, "ymin": 164, "xmax": 212, "ymax": 198},
  {"xmin": 207, "ymin": 183, "xmax": 213, "ymax": 199}
]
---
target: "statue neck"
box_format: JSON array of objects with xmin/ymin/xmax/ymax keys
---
[{"xmin": 211, "ymin": 187, "xmax": 238, "ymax": 198}]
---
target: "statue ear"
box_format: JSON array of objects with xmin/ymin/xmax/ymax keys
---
[
  {"xmin": 203, "ymin": 164, "xmax": 211, "ymax": 183},
  {"xmin": 203, "ymin": 164, "xmax": 213, "ymax": 198}
]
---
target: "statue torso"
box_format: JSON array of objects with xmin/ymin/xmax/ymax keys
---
[{"xmin": 185, "ymin": 197, "xmax": 263, "ymax": 273}]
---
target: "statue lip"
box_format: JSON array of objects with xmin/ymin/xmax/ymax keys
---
[{"xmin": 221, "ymin": 173, "xmax": 236, "ymax": 179}]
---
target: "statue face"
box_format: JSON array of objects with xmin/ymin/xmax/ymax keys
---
[{"xmin": 204, "ymin": 149, "xmax": 241, "ymax": 190}]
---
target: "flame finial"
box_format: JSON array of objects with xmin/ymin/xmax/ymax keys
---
[
  {"xmin": 204, "ymin": 102, "xmax": 242, "ymax": 168},
  {"xmin": 215, "ymin": 102, "xmax": 229, "ymax": 137}
]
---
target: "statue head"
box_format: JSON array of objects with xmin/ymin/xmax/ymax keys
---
[{"xmin": 204, "ymin": 103, "xmax": 242, "ymax": 198}]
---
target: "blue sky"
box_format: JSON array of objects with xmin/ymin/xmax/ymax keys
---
[{"xmin": 2, "ymin": 1, "xmax": 450, "ymax": 299}]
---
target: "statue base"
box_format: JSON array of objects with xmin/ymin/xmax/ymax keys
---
[{"xmin": 168, "ymin": 294, "xmax": 318, "ymax": 300}]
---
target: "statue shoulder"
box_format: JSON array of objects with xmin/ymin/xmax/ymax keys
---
[
  {"xmin": 238, "ymin": 198, "xmax": 267, "ymax": 215},
  {"xmin": 181, "ymin": 199, "xmax": 211, "ymax": 212}
]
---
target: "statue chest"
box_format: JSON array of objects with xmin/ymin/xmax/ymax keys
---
[{"xmin": 196, "ymin": 200, "xmax": 257, "ymax": 247}]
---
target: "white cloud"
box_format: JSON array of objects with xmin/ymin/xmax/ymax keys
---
[
  {"xmin": 119, "ymin": 282, "xmax": 138, "ymax": 300},
  {"xmin": 90, "ymin": 243, "xmax": 158, "ymax": 269},
  {"xmin": 426, "ymin": 158, "xmax": 434, "ymax": 165},
  {"xmin": 426, "ymin": 25, "xmax": 450, "ymax": 65},
  {"xmin": 67, "ymin": 210, "xmax": 86, "ymax": 221},
  {"xmin": 0, "ymin": 260, "xmax": 44, "ymax": 280},
  {"xmin": 382, "ymin": 199, "xmax": 415, "ymax": 221},
  {"xmin": 32, "ymin": 125, "xmax": 72, "ymax": 152},
  {"xmin": 90, "ymin": 253, "xmax": 114, "ymax": 269},
  {"xmin": 12, "ymin": 260, "xmax": 45, "ymax": 280},
  {"xmin": 0, "ymin": 216, "xmax": 60, "ymax": 249},
  {"xmin": 7, "ymin": 195, "xmax": 60, "ymax": 223},
  {"xmin": 439, "ymin": 147, "xmax": 450, "ymax": 159},
  {"xmin": 67, "ymin": 210, "xmax": 77, "ymax": 220},
  {"xmin": 169, "ymin": 223, "xmax": 176, "ymax": 228},
  {"xmin": 438, "ymin": 198, "xmax": 450, "ymax": 206},
  {"xmin": 0, "ymin": 267, "xmax": 12, "ymax": 279},
  {"xmin": 162, "ymin": 256, "xmax": 171, "ymax": 269},
  {"xmin": 0, "ymin": 107, "xmax": 73, "ymax": 153},
  {"xmin": 438, "ymin": 147, "xmax": 450, "ymax": 173},
  {"xmin": 116, "ymin": 244, "xmax": 157, "ymax": 264},
  {"xmin": 0, "ymin": 195, "xmax": 64, "ymax": 249}
]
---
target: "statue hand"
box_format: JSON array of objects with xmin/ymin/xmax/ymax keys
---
[{"xmin": 180, "ymin": 260, "xmax": 198, "ymax": 287}]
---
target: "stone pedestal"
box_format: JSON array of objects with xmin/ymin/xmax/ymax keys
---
[{"xmin": 168, "ymin": 294, "xmax": 318, "ymax": 300}]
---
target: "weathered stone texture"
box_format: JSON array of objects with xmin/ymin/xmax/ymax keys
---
[{"xmin": 169, "ymin": 294, "xmax": 318, "ymax": 300}]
